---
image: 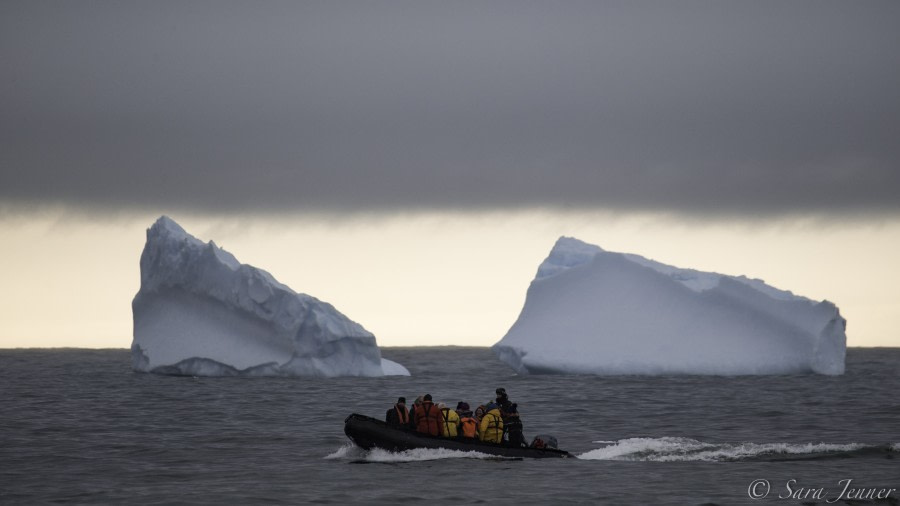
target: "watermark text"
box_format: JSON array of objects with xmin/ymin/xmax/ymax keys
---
[{"xmin": 748, "ymin": 479, "xmax": 896, "ymax": 502}]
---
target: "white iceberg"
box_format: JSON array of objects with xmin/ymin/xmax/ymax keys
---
[
  {"xmin": 131, "ymin": 216, "xmax": 409, "ymax": 377},
  {"xmin": 493, "ymin": 237, "xmax": 846, "ymax": 375}
]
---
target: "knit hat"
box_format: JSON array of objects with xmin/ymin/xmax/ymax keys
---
[
  {"xmin": 397, "ymin": 397, "xmax": 406, "ymax": 404},
  {"xmin": 423, "ymin": 393, "xmax": 432, "ymax": 401},
  {"xmin": 457, "ymin": 402, "xmax": 470, "ymax": 411}
]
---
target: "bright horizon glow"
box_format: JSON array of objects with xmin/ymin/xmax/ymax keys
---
[{"xmin": 0, "ymin": 209, "xmax": 898, "ymax": 349}]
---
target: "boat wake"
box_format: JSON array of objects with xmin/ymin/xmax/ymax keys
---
[
  {"xmin": 328, "ymin": 439, "xmax": 899, "ymax": 464},
  {"xmin": 577, "ymin": 438, "xmax": 898, "ymax": 462},
  {"xmin": 325, "ymin": 443, "xmax": 515, "ymax": 463}
]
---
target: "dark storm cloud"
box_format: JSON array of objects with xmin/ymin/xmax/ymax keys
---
[{"xmin": 2, "ymin": 1, "xmax": 899, "ymax": 216}]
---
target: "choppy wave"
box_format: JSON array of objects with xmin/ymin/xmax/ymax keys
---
[
  {"xmin": 325, "ymin": 444, "xmax": 508, "ymax": 463},
  {"xmin": 577, "ymin": 438, "xmax": 897, "ymax": 462}
]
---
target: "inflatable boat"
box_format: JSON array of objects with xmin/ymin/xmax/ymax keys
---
[{"xmin": 343, "ymin": 414, "xmax": 571, "ymax": 459}]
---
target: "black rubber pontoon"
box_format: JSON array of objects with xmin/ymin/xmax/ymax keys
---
[{"xmin": 343, "ymin": 414, "xmax": 571, "ymax": 459}]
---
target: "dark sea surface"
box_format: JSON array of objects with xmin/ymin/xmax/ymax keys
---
[{"xmin": 1, "ymin": 347, "xmax": 897, "ymax": 505}]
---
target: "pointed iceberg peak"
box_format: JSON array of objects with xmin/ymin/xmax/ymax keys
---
[
  {"xmin": 152, "ymin": 215, "xmax": 187, "ymax": 234},
  {"xmin": 146, "ymin": 215, "xmax": 196, "ymax": 246},
  {"xmin": 535, "ymin": 236, "xmax": 604, "ymax": 280},
  {"xmin": 132, "ymin": 216, "xmax": 409, "ymax": 377}
]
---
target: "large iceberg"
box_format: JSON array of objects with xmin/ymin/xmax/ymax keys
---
[
  {"xmin": 493, "ymin": 237, "xmax": 846, "ymax": 375},
  {"xmin": 131, "ymin": 216, "xmax": 409, "ymax": 377}
]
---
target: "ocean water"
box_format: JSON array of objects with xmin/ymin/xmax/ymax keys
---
[{"xmin": 1, "ymin": 347, "xmax": 897, "ymax": 505}]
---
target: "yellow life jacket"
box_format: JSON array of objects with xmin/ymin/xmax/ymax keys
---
[
  {"xmin": 478, "ymin": 408, "xmax": 504, "ymax": 443},
  {"xmin": 440, "ymin": 408, "xmax": 459, "ymax": 437}
]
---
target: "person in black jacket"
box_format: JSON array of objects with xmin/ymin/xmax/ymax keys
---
[
  {"xmin": 407, "ymin": 396, "xmax": 424, "ymax": 430},
  {"xmin": 385, "ymin": 397, "xmax": 409, "ymax": 429},
  {"xmin": 495, "ymin": 387, "xmax": 509, "ymax": 406},
  {"xmin": 502, "ymin": 403, "xmax": 526, "ymax": 447}
]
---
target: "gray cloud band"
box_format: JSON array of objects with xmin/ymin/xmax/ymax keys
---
[{"xmin": 2, "ymin": 1, "xmax": 898, "ymax": 216}]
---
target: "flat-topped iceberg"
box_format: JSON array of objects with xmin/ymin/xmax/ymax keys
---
[
  {"xmin": 493, "ymin": 237, "xmax": 846, "ymax": 375},
  {"xmin": 131, "ymin": 216, "xmax": 408, "ymax": 377}
]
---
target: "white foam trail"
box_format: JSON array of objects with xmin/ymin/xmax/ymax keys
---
[
  {"xmin": 324, "ymin": 444, "xmax": 503, "ymax": 462},
  {"xmin": 578, "ymin": 437, "xmax": 712, "ymax": 460},
  {"xmin": 364, "ymin": 447, "xmax": 502, "ymax": 462},
  {"xmin": 891, "ymin": 443, "xmax": 900, "ymax": 452},
  {"xmin": 577, "ymin": 438, "xmax": 866, "ymax": 462},
  {"xmin": 324, "ymin": 443, "xmax": 366, "ymax": 460}
]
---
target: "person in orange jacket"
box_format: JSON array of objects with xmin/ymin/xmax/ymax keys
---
[
  {"xmin": 414, "ymin": 394, "xmax": 444, "ymax": 436},
  {"xmin": 456, "ymin": 402, "xmax": 478, "ymax": 439}
]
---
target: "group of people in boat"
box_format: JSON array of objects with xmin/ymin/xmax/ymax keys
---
[{"xmin": 385, "ymin": 387, "xmax": 527, "ymax": 447}]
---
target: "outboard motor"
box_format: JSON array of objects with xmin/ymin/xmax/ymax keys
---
[{"xmin": 530, "ymin": 434, "xmax": 558, "ymax": 449}]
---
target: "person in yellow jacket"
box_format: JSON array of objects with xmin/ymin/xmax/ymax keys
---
[
  {"xmin": 478, "ymin": 403, "xmax": 504, "ymax": 443},
  {"xmin": 439, "ymin": 403, "xmax": 460, "ymax": 438}
]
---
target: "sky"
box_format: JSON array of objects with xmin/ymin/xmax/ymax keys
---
[{"xmin": 1, "ymin": 1, "xmax": 898, "ymax": 348}]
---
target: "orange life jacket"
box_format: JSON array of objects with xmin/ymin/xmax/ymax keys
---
[
  {"xmin": 459, "ymin": 417, "xmax": 478, "ymax": 438},
  {"xmin": 415, "ymin": 401, "xmax": 444, "ymax": 436}
]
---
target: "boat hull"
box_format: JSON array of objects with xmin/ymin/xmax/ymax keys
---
[{"xmin": 343, "ymin": 413, "xmax": 571, "ymax": 459}]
